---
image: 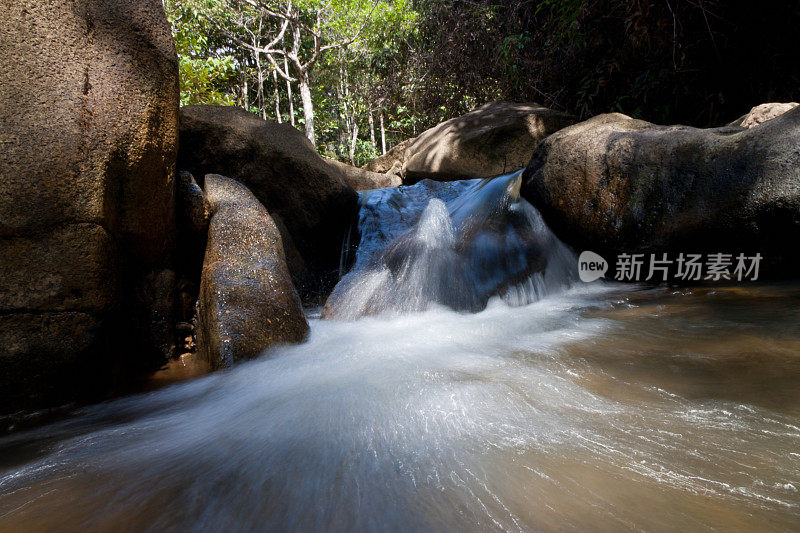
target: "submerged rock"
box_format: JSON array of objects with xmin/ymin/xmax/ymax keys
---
[
  {"xmin": 0, "ymin": 0, "xmax": 179, "ymax": 412},
  {"xmin": 402, "ymin": 101, "xmax": 575, "ymax": 182},
  {"xmin": 178, "ymin": 105, "xmax": 358, "ymax": 298},
  {"xmin": 326, "ymin": 159, "xmax": 402, "ymax": 190},
  {"xmin": 522, "ymin": 108, "xmax": 800, "ymax": 276},
  {"xmin": 197, "ymin": 175, "xmax": 308, "ymax": 369}
]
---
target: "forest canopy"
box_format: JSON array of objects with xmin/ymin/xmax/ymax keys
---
[{"xmin": 165, "ymin": 0, "xmax": 800, "ymax": 165}]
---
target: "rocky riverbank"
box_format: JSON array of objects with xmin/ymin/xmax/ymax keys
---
[{"xmin": 1, "ymin": 0, "xmax": 798, "ymax": 416}]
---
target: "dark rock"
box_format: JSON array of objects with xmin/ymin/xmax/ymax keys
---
[
  {"xmin": 141, "ymin": 268, "xmax": 178, "ymax": 361},
  {"xmin": 0, "ymin": 225, "xmax": 117, "ymax": 313},
  {"xmin": 197, "ymin": 174, "xmax": 309, "ymax": 369},
  {"xmin": 0, "ymin": 0, "xmax": 179, "ymax": 412},
  {"xmin": 175, "ymin": 171, "xmax": 210, "ymax": 312},
  {"xmin": 0, "ymin": 312, "xmax": 104, "ymax": 411},
  {"xmin": 521, "ymin": 109, "xmax": 800, "ymax": 277},
  {"xmin": 176, "ymin": 322, "xmax": 194, "ymax": 336},
  {"xmin": 403, "ymin": 101, "xmax": 575, "ymax": 182},
  {"xmin": 326, "ymin": 159, "xmax": 402, "ymax": 190},
  {"xmin": 269, "ymin": 213, "xmax": 310, "ymax": 285},
  {"xmin": 178, "ymin": 105, "xmax": 359, "ymax": 298},
  {"xmin": 177, "ymin": 171, "xmax": 211, "ymax": 237}
]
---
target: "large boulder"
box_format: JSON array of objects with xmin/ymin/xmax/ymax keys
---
[
  {"xmin": 361, "ymin": 138, "xmax": 413, "ymax": 174},
  {"xmin": 178, "ymin": 105, "xmax": 359, "ymax": 298},
  {"xmin": 326, "ymin": 159, "xmax": 402, "ymax": 191},
  {"xmin": 197, "ymin": 175, "xmax": 308, "ymax": 369},
  {"xmin": 521, "ymin": 108, "xmax": 800, "ymax": 277},
  {"xmin": 403, "ymin": 101, "xmax": 575, "ymax": 182},
  {"xmin": 0, "ymin": 0, "xmax": 179, "ymax": 412}
]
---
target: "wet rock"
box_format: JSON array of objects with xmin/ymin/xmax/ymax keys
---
[
  {"xmin": 178, "ymin": 105, "xmax": 359, "ymax": 298},
  {"xmin": 729, "ymin": 102, "xmax": 799, "ymax": 129},
  {"xmin": 326, "ymin": 159, "xmax": 402, "ymax": 190},
  {"xmin": 403, "ymin": 101, "xmax": 575, "ymax": 182},
  {"xmin": 0, "ymin": 312, "xmax": 104, "ymax": 410},
  {"xmin": 269, "ymin": 213, "xmax": 310, "ymax": 284},
  {"xmin": 522, "ymin": 108, "xmax": 800, "ymax": 276},
  {"xmin": 177, "ymin": 171, "xmax": 211, "ymax": 237},
  {"xmin": 175, "ymin": 171, "xmax": 210, "ymax": 311},
  {"xmin": 0, "ymin": 0, "xmax": 179, "ymax": 412},
  {"xmin": 176, "ymin": 321, "xmax": 194, "ymax": 337},
  {"xmin": 197, "ymin": 174, "xmax": 308, "ymax": 369},
  {"xmin": 136, "ymin": 268, "xmax": 177, "ymax": 364}
]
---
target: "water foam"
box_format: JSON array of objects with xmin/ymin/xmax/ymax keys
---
[{"xmin": 324, "ymin": 171, "xmax": 576, "ymax": 319}]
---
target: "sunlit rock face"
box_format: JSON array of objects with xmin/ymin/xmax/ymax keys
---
[
  {"xmin": 402, "ymin": 101, "xmax": 576, "ymax": 182},
  {"xmin": 323, "ymin": 171, "xmax": 576, "ymax": 319},
  {"xmin": 729, "ymin": 102, "xmax": 799, "ymax": 128},
  {"xmin": 521, "ymin": 108, "xmax": 800, "ymax": 278},
  {"xmin": 0, "ymin": 0, "xmax": 179, "ymax": 413}
]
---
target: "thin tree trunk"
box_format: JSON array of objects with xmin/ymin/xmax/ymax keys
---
[
  {"xmin": 336, "ymin": 57, "xmax": 348, "ymax": 151},
  {"xmin": 255, "ymin": 53, "xmax": 265, "ymax": 119},
  {"xmin": 368, "ymin": 110, "xmax": 376, "ymax": 153},
  {"xmin": 285, "ymin": 56, "xmax": 295, "ymax": 127},
  {"xmin": 272, "ymin": 69, "xmax": 281, "ymax": 123},
  {"xmin": 241, "ymin": 73, "xmax": 248, "ymax": 110},
  {"xmin": 380, "ymin": 112, "xmax": 386, "ymax": 155},
  {"xmin": 299, "ymin": 72, "xmax": 315, "ymax": 146},
  {"xmin": 336, "ymin": 94, "xmax": 347, "ymax": 150},
  {"xmin": 349, "ymin": 123, "xmax": 359, "ymax": 164},
  {"xmin": 342, "ymin": 65, "xmax": 352, "ymax": 145}
]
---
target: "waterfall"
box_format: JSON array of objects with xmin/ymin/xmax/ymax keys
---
[{"xmin": 323, "ymin": 171, "xmax": 576, "ymax": 319}]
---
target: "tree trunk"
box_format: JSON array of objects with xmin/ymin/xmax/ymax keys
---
[
  {"xmin": 335, "ymin": 75, "xmax": 348, "ymax": 150},
  {"xmin": 299, "ymin": 72, "xmax": 315, "ymax": 146},
  {"xmin": 241, "ymin": 73, "xmax": 248, "ymax": 110},
  {"xmin": 368, "ymin": 110, "xmax": 376, "ymax": 152},
  {"xmin": 285, "ymin": 56, "xmax": 295, "ymax": 127},
  {"xmin": 255, "ymin": 53, "xmax": 265, "ymax": 119},
  {"xmin": 349, "ymin": 123, "xmax": 359, "ymax": 164},
  {"xmin": 380, "ymin": 112, "xmax": 386, "ymax": 155},
  {"xmin": 272, "ymin": 69, "xmax": 281, "ymax": 123}
]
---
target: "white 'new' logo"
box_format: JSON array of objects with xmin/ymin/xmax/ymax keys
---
[{"xmin": 578, "ymin": 251, "xmax": 608, "ymax": 282}]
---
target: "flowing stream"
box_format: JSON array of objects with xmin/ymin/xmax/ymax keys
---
[
  {"xmin": 325, "ymin": 172, "xmax": 575, "ymax": 319},
  {"xmin": 1, "ymin": 174, "xmax": 800, "ymax": 531}
]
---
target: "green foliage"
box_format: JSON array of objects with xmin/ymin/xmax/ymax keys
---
[
  {"xmin": 167, "ymin": 0, "xmax": 419, "ymax": 158},
  {"xmin": 178, "ymin": 56, "xmax": 238, "ymax": 106},
  {"xmin": 165, "ymin": 0, "xmax": 239, "ymax": 106},
  {"xmin": 164, "ymin": 0, "xmax": 800, "ymax": 163},
  {"xmin": 350, "ymin": 138, "xmax": 379, "ymax": 167}
]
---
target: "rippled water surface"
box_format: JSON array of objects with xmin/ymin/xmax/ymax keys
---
[{"xmin": 1, "ymin": 283, "xmax": 800, "ymax": 531}]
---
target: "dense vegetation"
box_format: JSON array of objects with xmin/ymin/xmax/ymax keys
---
[{"xmin": 166, "ymin": 0, "xmax": 800, "ymax": 165}]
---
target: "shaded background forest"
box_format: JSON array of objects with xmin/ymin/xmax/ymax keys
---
[{"xmin": 167, "ymin": 0, "xmax": 800, "ymax": 165}]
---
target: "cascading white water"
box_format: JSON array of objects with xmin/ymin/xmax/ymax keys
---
[
  {"xmin": 1, "ymin": 175, "xmax": 799, "ymax": 531},
  {"xmin": 324, "ymin": 171, "xmax": 576, "ymax": 319}
]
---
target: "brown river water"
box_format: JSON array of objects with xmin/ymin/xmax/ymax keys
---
[
  {"xmin": 1, "ymin": 283, "xmax": 799, "ymax": 531},
  {"xmin": 2, "ymin": 176, "xmax": 800, "ymax": 531}
]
